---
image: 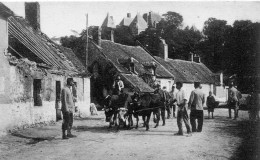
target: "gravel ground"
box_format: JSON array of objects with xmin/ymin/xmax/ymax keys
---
[{"xmin": 0, "ymin": 108, "xmax": 259, "ymax": 160}]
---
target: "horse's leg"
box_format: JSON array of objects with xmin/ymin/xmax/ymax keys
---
[
  {"xmin": 154, "ymin": 110, "xmax": 160, "ymax": 128},
  {"xmin": 114, "ymin": 112, "xmax": 118, "ymax": 126},
  {"xmin": 142, "ymin": 115, "xmax": 146, "ymax": 127},
  {"xmin": 135, "ymin": 115, "xmax": 139, "ymax": 129},
  {"xmin": 108, "ymin": 116, "xmax": 113, "ymax": 129},
  {"xmin": 146, "ymin": 112, "xmax": 151, "ymax": 131},
  {"xmin": 128, "ymin": 114, "xmax": 132, "ymax": 129}
]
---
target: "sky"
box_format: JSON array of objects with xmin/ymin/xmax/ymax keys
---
[{"xmin": 2, "ymin": 0, "xmax": 260, "ymax": 38}]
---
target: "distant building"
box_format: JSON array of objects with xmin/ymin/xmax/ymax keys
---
[
  {"xmin": 0, "ymin": 2, "xmax": 90, "ymax": 135},
  {"xmin": 119, "ymin": 13, "xmax": 133, "ymax": 27},
  {"xmin": 154, "ymin": 39, "xmax": 227, "ymax": 101},
  {"xmin": 129, "ymin": 13, "xmax": 148, "ymax": 35},
  {"xmin": 101, "ymin": 13, "xmax": 116, "ymax": 41},
  {"xmin": 143, "ymin": 11, "xmax": 162, "ymax": 28}
]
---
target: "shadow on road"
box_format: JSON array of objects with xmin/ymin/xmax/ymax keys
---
[
  {"xmin": 213, "ymin": 116, "xmax": 260, "ymax": 160},
  {"xmin": 73, "ymin": 125, "xmax": 124, "ymax": 133}
]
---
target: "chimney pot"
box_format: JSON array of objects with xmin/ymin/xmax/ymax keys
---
[
  {"xmin": 25, "ymin": 2, "xmax": 40, "ymax": 31},
  {"xmin": 98, "ymin": 27, "xmax": 102, "ymax": 46}
]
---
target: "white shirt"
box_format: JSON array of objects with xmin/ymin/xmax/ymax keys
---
[{"xmin": 176, "ymin": 88, "xmax": 187, "ymax": 106}]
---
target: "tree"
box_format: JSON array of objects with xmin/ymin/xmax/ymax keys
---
[{"xmin": 200, "ymin": 18, "xmax": 230, "ymax": 71}]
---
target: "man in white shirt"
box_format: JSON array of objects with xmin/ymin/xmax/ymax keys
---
[
  {"xmin": 174, "ymin": 82, "xmax": 192, "ymax": 136},
  {"xmin": 188, "ymin": 82, "xmax": 206, "ymax": 132}
]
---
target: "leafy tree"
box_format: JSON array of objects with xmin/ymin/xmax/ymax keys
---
[{"xmin": 114, "ymin": 26, "xmax": 136, "ymax": 46}]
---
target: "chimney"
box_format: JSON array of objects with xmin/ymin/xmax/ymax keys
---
[
  {"xmin": 220, "ymin": 72, "xmax": 223, "ymax": 86},
  {"xmin": 193, "ymin": 54, "xmax": 201, "ymax": 63},
  {"xmin": 189, "ymin": 52, "xmax": 194, "ymax": 62},
  {"xmin": 111, "ymin": 30, "xmax": 114, "ymax": 42},
  {"xmin": 98, "ymin": 27, "xmax": 102, "ymax": 46},
  {"xmin": 159, "ymin": 39, "xmax": 168, "ymax": 61},
  {"xmin": 127, "ymin": 13, "xmax": 131, "ymax": 18},
  {"xmin": 25, "ymin": 2, "xmax": 40, "ymax": 31}
]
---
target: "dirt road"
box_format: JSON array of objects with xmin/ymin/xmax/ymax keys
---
[{"xmin": 0, "ymin": 109, "xmax": 259, "ymax": 160}]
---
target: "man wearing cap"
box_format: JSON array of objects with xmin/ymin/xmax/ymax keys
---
[
  {"xmin": 188, "ymin": 82, "xmax": 206, "ymax": 132},
  {"xmin": 112, "ymin": 75, "xmax": 124, "ymax": 95},
  {"xmin": 174, "ymin": 82, "xmax": 192, "ymax": 136},
  {"xmin": 61, "ymin": 78, "xmax": 76, "ymax": 139}
]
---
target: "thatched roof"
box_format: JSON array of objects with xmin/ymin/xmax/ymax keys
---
[
  {"xmin": 155, "ymin": 56, "xmax": 214, "ymax": 84},
  {"xmin": 101, "ymin": 40, "xmax": 173, "ymax": 78}
]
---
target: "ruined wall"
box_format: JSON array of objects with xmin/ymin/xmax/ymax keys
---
[{"xmin": 73, "ymin": 77, "xmax": 91, "ymax": 117}]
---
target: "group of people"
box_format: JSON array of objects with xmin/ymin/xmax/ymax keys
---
[
  {"xmin": 59, "ymin": 76, "xmax": 259, "ymax": 139},
  {"xmin": 162, "ymin": 81, "xmax": 207, "ymax": 136}
]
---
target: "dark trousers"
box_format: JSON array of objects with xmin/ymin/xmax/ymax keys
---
[
  {"xmin": 190, "ymin": 110, "xmax": 204, "ymax": 132},
  {"xmin": 177, "ymin": 110, "xmax": 191, "ymax": 134},
  {"xmin": 228, "ymin": 102, "xmax": 239, "ymax": 119},
  {"xmin": 160, "ymin": 108, "xmax": 166, "ymax": 124},
  {"xmin": 166, "ymin": 105, "xmax": 171, "ymax": 118},
  {"xmin": 62, "ymin": 111, "xmax": 73, "ymax": 130}
]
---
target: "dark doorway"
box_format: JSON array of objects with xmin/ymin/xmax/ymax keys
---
[
  {"xmin": 33, "ymin": 79, "xmax": 42, "ymax": 106},
  {"xmin": 55, "ymin": 81, "xmax": 61, "ymax": 121}
]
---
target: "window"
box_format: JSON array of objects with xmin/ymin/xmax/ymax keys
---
[
  {"xmin": 56, "ymin": 81, "xmax": 61, "ymax": 102},
  {"xmin": 33, "ymin": 79, "xmax": 42, "ymax": 106}
]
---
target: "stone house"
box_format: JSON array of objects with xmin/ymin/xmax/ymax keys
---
[
  {"xmin": 154, "ymin": 40, "xmax": 226, "ymax": 102},
  {"xmin": 0, "ymin": 2, "xmax": 91, "ymax": 135},
  {"xmin": 87, "ymin": 27, "xmax": 174, "ymax": 104}
]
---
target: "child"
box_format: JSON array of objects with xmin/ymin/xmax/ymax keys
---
[{"xmin": 207, "ymin": 91, "xmax": 215, "ymax": 119}]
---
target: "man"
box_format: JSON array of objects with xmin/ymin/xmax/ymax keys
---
[
  {"xmin": 169, "ymin": 85, "xmax": 178, "ymax": 118},
  {"xmin": 228, "ymin": 82, "xmax": 242, "ymax": 119},
  {"xmin": 174, "ymin": 82, "xmax": 192, "ymax": 136},
  {"xmin": 112, "ymin": 75, "xmax": 124, "ymax": 95},
  {"xmin": 61, "ymin": 78, "xmax": 76, "ymax": 139},
  {"xmin": 161, "ymin": 86, "xmax": 170, "ymax": 123},
  {"xmin": 188, "ymin": 82, "xmax": 206, "ymax": 132},
  {"xmin": 162, "ymin": 86, "xmax": 171, "ymax": 119}
]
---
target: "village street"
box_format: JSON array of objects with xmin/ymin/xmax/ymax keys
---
[{"xmin": 0, "ymin": 109, "xmax": 259, "ymax": 160}]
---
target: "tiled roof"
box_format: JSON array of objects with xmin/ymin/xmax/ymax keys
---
[
  {"xmin": 101, "ymin": 13, "xmax": 116, "ymax": 29},
  {"xmin": 121, "ymin": 74, "xmax": 154, "ymax": 93},
  {"xmin": 1, "ymin": 3, "xmax": 87, "ymax": 75},
  {"xmin": 119, "ymin": 17, "xmax": 133, "ymax": 27},
  {"xmin": 56, "ymin": 46, "xmax": 86, "ymax": 73},
  {"xmin": 154, "ymin": 56, "xmax": 215, "ymax": 84},
  {"xmin": 101, "ymin": 40, "xmax": 174, "ymax": 78}
]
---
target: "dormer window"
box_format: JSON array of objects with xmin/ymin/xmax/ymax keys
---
[{"xmin": 118, "ymin": 57, "xmax": 138, "ymax": 74}]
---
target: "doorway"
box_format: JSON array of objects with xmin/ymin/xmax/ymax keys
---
[{"xmin": 55, "ymin": 81, "xmax": 61, "ymax": 121}]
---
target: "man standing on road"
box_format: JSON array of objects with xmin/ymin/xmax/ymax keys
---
[
  {"xmin": 61, "ymin": 78, "xmax": 77, "ymax": 139},
  {"xmin": 169, "ymin": 85, "xmax": 178, "ymax": 118},
  {"xmin": 188, "ymin": 82, "xmax": 206, "ymax": 132},
  {"xmin": 228, "ymin": 82, "xmax": 242, "ymax": 120},
  {"xmin": 174, "ymin": 82, "xmax": 192, "ymax": 136}
]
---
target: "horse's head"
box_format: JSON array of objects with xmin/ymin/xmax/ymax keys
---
[{"xmin": 118, "ymin": 108, "xmax": 128, "ymax": 123}]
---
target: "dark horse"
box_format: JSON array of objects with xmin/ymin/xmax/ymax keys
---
[{"xmin": 128, "ymin": 89, "xmax": 165, "ymax": 131}]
